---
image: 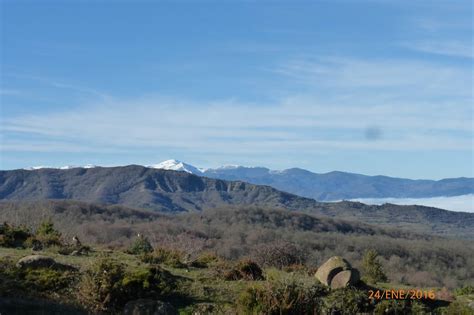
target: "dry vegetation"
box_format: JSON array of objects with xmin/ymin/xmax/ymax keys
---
[{"xmin": 0, "ymin": 200, "xmax": 473, "ymax": 290}]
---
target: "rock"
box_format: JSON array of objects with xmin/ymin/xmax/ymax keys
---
[
  {"xmin": 315, "ymin": 256, "xmax": 352, "ymax": 286},
  {"xmin": 330, "ymin": 269, "xmax": 360, "ymax": 289},
  {"xmin": 16, "ymin": 255, "xmax": 77, "ymax": 271},
  {"xmin": 17, "ymin": 255, "xmax": 56, "ymax": 269},
  {"xmin": 315, "ymin": 256, "xmax": 359, "ymax": 288},
  {"xmin": 123, "ymin": 299, "xmax": 177, "ymax": 315}
]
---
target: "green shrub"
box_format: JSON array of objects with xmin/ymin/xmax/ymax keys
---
[
  {"xmin": 237, "ymin": 277, "xmax": 326, "ymax": 314},
  {"xmin": 223, "ymin": 259, "xmax": 264, "ymax": 281},
  {"xmin": 79, "ymin": 258, "xmax": 126, "ymax": 312},
  {"xmin": 0, "ymin": 256, "xmax": 75, "ymax": 297},
  {"xmin": 374, "ymin": 300, "xmax": 412, "ymax": 315},
  {"xmin": 141, "ymin": 247, "xmax": 185, "ymax": 268},
  {"xmin": 79, "ymin": 257, "xmax": 177, "ymax": 312},
  {"xmin": 362, "ymin": 249, "xmax": 387, "ymax": 284},
  {"xmin": 121, "ymin": 266, "xmax": 177, "ymax": 297},
  {"xmin": 0, "ymin": 257, "xmax": 25, "ymax": 296},
  {"xmin": 323, "ymin": 288, "xmax": 371, "ymax": 315},
  {"xmin": 441, "ymin": 300, "xmax": 473, "ymax": 315},
  {"xmin": 128, "ymin": 235, "xmax": 153, "ymax": 255},
  {"xmin": 36, "ymin": 219, "xmax": 62, "ymax": 247},
  {"xmin": 0, "ymin": 222, "xmax": 32, "ymax": 248},
  {"xmin": 23, "ymin": 268, "xmax": 75, "ymax": 292},
  {"xmin": 454, "ymin": 285, "xmax": 474, "ymax": 296},
  {"xmin": 191, "ymin": 252, "xmax": 220, "ymax": 268}
]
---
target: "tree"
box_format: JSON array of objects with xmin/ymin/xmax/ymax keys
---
[
  {"xmin": 362, "ymin": 249, "xmax": 387, "ymax": 284},
  {"xmin": 36, "ymin": 219, "xmax": 62, "ymax": 246},
  {"xmin": 128, "ymin": 234, "xmax": 153, "ymax": 255}
]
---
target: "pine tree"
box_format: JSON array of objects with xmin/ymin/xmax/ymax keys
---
[
  {"xmin": 128, "ymin": 234, "xmax": 153, "ymax": 255},
  {"xmin": 36, "ymin": 219, "xmax": 62, "ymax": 246},
  {"xmin": 362, "ymin": 249, "xmax": 387, "ymax": 284}
]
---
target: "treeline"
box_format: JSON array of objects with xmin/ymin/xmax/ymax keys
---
[{"xmin": 0, "ymin": 200, "xmax": 473, "ymax": 288}]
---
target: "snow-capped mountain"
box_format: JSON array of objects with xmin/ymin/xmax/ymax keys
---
[
  {"xmin": 24, "ymin": 164, "xmax": 97, "ymax": 170},
  {"xmin": 147, "ymin": 159, "xmax": 205, "ymax": 175},
  {"xmin": 21, "ymin": 160, "xmax": 473, "ymax": 209}
]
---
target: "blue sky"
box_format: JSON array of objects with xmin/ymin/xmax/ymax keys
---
[{"xmin": 0, "ymin": 0, "xmax": 472, "ymax": 179}]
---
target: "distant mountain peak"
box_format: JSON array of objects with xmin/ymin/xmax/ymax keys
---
[
  {"xmin": 25, "ymin": 164, "xmax": 98, "ymax": 170},
  {"xmin": 147, "ymin": 159, "xmax": 204, "ymax": 174},
  {"xmin": 213, "ymin": 164, "xmax": 242, "ymax": 170}
]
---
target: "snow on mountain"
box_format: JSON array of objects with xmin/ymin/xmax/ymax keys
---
[
  {"xmin": 59, "ymin": 165, "xmax": 77, "ymax": 170},
  {"xmin": 24, "ymin": 166, "xmax": 51, "ymax": 170},
  {"xmin": 147, "ymin": 159, "xmax": 203, "ymax": 175},
  {"xmin": 24, "ymin": 164, "xmax": 98, "ymax": 170},
  {"xmin": 212, "ymin": 164, "xmax": 242, "ymax": 170}
]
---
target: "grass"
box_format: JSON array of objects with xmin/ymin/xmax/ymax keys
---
[{"xmin": 0, "ymin": 246, "xmax": 472, "ymax": 314}]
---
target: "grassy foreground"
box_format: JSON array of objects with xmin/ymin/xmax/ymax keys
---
[{"xmin": 1, "ymin": 244, "xmax": 473, "ymax": 315}]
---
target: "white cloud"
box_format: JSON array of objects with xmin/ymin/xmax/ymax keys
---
[
  {"xmin": 1, "ymin": 57, "xmax": 471, "ymax": 160},
  {"xmin": 1, "ymin": 95, "xmax": 472, "ymax": 155},
  {"xmin": 351, "ymin": 194, "xmax": 474, "ymax": 213},
  {"xmin": 402, "ymin": 40, "xmax": 473, "ymax": 58},
  {"xmin": 275, "ymin": 57, "xmax": 472, "ymax": 98}
]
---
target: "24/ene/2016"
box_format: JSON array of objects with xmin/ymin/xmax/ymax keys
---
[{"xmin": 369, "ymin": 289, "xmax": 436, "ymax": 300}]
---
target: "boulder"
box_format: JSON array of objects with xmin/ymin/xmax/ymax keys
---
[
  {"xmin": 330, "ymin": 269, "xmax": 360, "ymax": 289},
  {"xmin": 315, "ymin": 256, "xmax": 352, "ymax": 286},
  {"xmin": 17, "ymin": 255, "xmax": 56, "ymax": 269},
  {"xmin": 123, "ymin": 299, "xmax": 177, "ymax": 315},
  {"xmin": 315, "ymin": 256, "xmax": 359, "ymax": 288},
  {"xmin": 16, "ymin": 255, "xmax": 76, "ymax": 271}
]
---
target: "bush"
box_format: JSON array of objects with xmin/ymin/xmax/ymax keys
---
[
  {"xmin": 190, "ymin": 252, "xmax": 220, "ymax": 268},
  {"xmin": 36, "ymin": 219, "xmax": 62, "ymax": 247},
  {"xmin": 237, "ymin": 276, "xmax": 326, "ymax": 314},
  {"xmin": 323, "ymin": 288, "xmax": 370, "ymax": 315},
  {"xmin": 121, "ymin": 266, "xmax": 177, "ymax": 297},
  {"xmin": 23, "ymin": 268, "xmax": 75, "ymax": 292},
  {"xmin": 0, "ymin": 256, "xmax": 75, "ymax": 297},
  {"xmin": 141, "ymin": 247, "xmax": 185, "ymax": 268},
  {"xmin": 79, "ymin": 257, "xmax": 177, "ymax": 312},
  {"xmin": 253, "ymin": 242, "xmax": 305, "ymax": 269},
  {"xmin": 0, "ymin": 222, "xmax": 32, "ymax": 248},
  {"xmin": 454, "ymin": 285, "xmax": 474, "ymax": 296},
  {"xmin": 374, "ymin": 300, "xmax": 411, "ymax": 315},
  {"xmin": 128, "ymin": 235, "xmax": 153, "ymax": 255},
  {"xmin": 78, "ymin": 258, "xmax": 126, "ymax": 312},
  {"xmin": 442, "ymin": 300, "xmax": 473, "ymax": 315},
  {"xmin": 223, "ymin": 259, "xmax": 264, "ymax": 281},
  {"xmin": 362, "ymin": 249, "xmax": 387, "ymax": 284}
]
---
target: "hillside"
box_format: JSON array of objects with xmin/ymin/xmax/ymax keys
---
[
  {"xmin": 0, "ymin": 166, "xmax": 318, "ymax": 212},
  {"xmin": 202, "ymin": 166, "xmax": 474, "ymax": 201},
  {"xmin": 0, "ymin": 200, "xmax": 473, "ymax": 290},
  {"xmin": 20, "ymin": 160, "xmax": 474, "ymax": 201},
  {"xmin": 1, "ymin": 166, "xmax": 473, "ymax": 238}
]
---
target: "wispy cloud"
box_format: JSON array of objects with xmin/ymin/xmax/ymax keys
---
[
  {"xmin": 4, "ymin": 73, "xmax": 110, "ymax": 100},
  {"xmin": 402, "ymin": 40, "xmax": 473, "ymax": 58},
  {"xmin": 2, "ymin": 57, "xmax": 471, "ymax": 169},
  {"xmin": 1, "ymin": 95, "xmax": 471, "ymax": 156},
  {"xmin": 274, "ymin": 57, "xmax": 472, "ymax": 98}
]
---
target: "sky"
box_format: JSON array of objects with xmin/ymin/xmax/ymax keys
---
[{"xmin": 0, "ymin": 0, "xmax": 473, "ymax": 179}]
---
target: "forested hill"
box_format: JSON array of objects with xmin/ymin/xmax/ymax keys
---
[{"xmin": 0, "ymin": 166, "xmax": 473, "ymax": 238}]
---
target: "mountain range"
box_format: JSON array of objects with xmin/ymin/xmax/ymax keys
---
[
  {"xmin": 1, "ymin": 165, "xmax": 473, "ymax": 238},
  {"xmin": 22, "ymin": 159, "xmax": 474, "ymax": 201},
  {"xmin": 149, "ymin": 160, "xmax": 474, "ymax": 201}
]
